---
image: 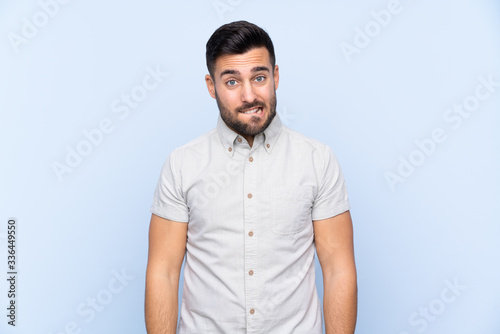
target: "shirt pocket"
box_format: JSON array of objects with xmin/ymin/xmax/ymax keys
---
[{"xmin": 271, "ymin": 185, "xmax": 314, "ymax": 235}]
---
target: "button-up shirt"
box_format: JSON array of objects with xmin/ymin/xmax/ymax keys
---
[{"xmin": 151, "ymin": 113, "xmax": 350, "ymax": 333}]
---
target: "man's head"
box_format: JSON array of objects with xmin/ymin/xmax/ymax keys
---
[{"xmin": 205, "ymin": 21, "xmax": 279, "ymax": 143}]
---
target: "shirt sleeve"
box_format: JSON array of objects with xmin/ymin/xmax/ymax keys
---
[
  {"xmin": 311, "ymin": 144, "xmax": 350, "ymax": 221},
  {"xmin": 150, "ymin": 150, "xmax": 189, "ymax": 223}
]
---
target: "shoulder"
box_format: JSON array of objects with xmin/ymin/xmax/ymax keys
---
[
  {"xmin": 279, "ymin": 126, "xmax": 342, "ymax": 174},
  {"xmin": 280, "ymin": 125, "xmax": 331, "ymax": 155},
  {"xmin": 170, "ymin": 128, "xmax": 218, "ymax": 160}
]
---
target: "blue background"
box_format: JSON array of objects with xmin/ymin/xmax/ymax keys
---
[{"xmin": 1, "ymin": 1, "xmax": 499, "ymax": 333}]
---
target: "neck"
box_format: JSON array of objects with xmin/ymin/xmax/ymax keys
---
[
  {"xmin": 224, "ymin": 121, "xmax": 255, "ymax": 147},
  {"xmin": 243, "ymin": 135, "xmax": 254, "ymax": 147}
]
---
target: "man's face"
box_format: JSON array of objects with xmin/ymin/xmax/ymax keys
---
[{"xmin": 205, "ymin": 47, "xmax": 279, "ymax": 138}]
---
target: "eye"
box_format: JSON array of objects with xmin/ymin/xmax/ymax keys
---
[
  {"xmin": 255, "ymin": 76, "xmax": 265, "ymax": 82},
  {"xmin": 226, "ymin": 79, "xmax": 237, "ymax": 86}
]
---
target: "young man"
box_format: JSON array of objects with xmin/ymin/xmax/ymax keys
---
[{"xmin": 145, "ymin": 21, "xmax": 357, "ymax": 334}]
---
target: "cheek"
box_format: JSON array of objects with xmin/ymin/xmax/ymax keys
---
[
  {"xmin": 220, "ymin": 87, "xmax": 243, "ymax": 103},
  {"xmin": 217, "ymin": 92, "xmax": 238, "ymax": 110},
  {"xmin": 258, "ymin": 88, "xmax": 274, "ymax": 104}
]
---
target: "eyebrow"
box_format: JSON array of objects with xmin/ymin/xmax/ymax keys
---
[{"xmin": 220, "ymin": 66, "xmax": 270, "ymax": 78}]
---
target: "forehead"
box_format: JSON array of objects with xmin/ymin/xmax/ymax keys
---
[{"xmin": 214, "ymin": 47, "xmax": 271, "ymax": 75}]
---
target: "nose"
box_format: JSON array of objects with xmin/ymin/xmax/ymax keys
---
[{"xmin": 240, "ymin": 82, "xmax": 257, "ymax": 103}]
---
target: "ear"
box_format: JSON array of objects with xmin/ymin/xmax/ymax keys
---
[
  {"xmin": 273, "ymin": 65, "xmax": 280, "ymax": 90},
  {"xmin": 205, "ymin": 74, "xmax": 216, "ymax": 99}
]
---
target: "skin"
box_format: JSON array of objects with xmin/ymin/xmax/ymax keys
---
[
  {"xmin": 205, "ymin": 47, "xmax": 279, "ymax": 147},
  {"xmin": 145, "ymin": 214, "xmax": 187, "ymax": 334},
  {"xmin": 314, "ymin": 211, "xmax": 358, "ymax": 334},
  {"xmin": 145, "ymin": 47, "xmax": 357, "ymax": 334}
]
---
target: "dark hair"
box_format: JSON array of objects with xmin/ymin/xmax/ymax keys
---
[{"xmin": 206, "ymin": 20, "xmax": 275, "ymax": 77}]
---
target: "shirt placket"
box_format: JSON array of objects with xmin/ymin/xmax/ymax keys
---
[{"xmin": 243, "ymin": 141, "xmax": 259, "ymax": 333}]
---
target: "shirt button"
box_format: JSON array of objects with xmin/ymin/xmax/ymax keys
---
[
  {"xmin": 266, "ymin": 143, "xmax": 270, "ymax": 148},
  {"xmin": 247, "ymin": 193, "xmax": 253, "ymax": 199},
  {"xmin": 228, "ymin": 147, "xmax": 232, "ymax": 152},
  {"xmin": 249, "ymin": 157, "xmax": 253, "ymax": 162},
  {"xmin": 249, "ymin": 270, "xmax": 254, "ymax": 276},
  {"xmin": 237, "ymin": 137, "xmax": 242, "ymax": 143},
  {"xmin": 248, "ymin": 231, "xmax": 254, "ymax": 237},
  {"xmin": 250, "ymin": 309, "xmax": 255, "ymax": 315}
]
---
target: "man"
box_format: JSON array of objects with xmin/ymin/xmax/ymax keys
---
[{"xmin": 145, "ymin": 21, "xmax": 357, "ymax": 334}]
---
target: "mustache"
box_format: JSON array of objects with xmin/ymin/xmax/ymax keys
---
[{"xmin": 237, "ymin": 101, "xmax": 266, "ymax": 113}]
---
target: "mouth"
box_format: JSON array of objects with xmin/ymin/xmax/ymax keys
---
[{"xmin": 239, "ymin": 107, "xmax": 263, "ymax": 115}]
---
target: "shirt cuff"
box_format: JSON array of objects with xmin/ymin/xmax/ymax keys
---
[
  {"xmin": 150, "ymin": 205, "xmax": 189, "ymax": 223},
  {"xmin": 311, "ymin": 201, "xmax": 350, "ymax": 221}
]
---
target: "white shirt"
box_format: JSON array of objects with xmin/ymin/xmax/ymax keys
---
[{"xmin": 151, "ymin": 113, "xmax": 350, "ymax": 333}]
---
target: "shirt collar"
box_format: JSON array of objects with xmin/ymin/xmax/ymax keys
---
[{"xmin": 217, "ymin": 112, "xmax": 283, "ymax": 157}]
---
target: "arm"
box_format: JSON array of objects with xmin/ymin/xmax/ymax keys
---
[
  {"xmin": 313, "ymin": 210, "xmax": 357, "ymax": 334},
  {"xmin": 145, "ymin": 214, "xmax": 188, "ymax": 334}
]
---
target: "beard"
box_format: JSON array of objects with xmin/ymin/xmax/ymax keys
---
[{"xmin": 215, "ymin": 89, "xmax": 277, "ymax": 137}]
